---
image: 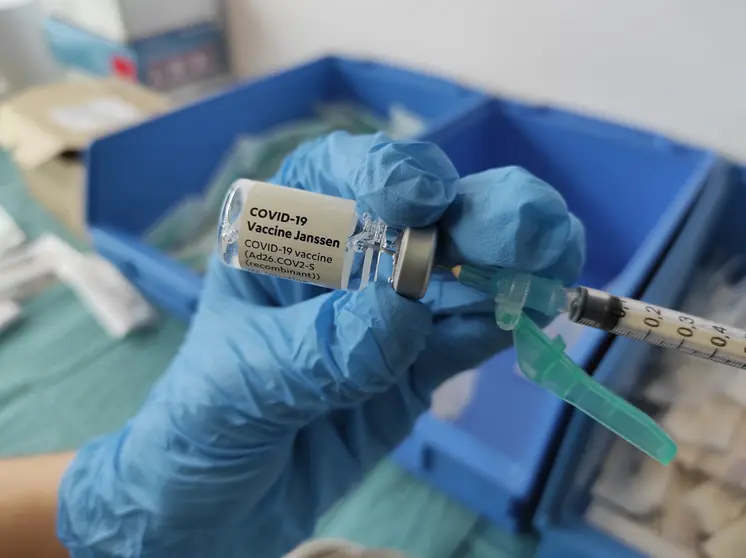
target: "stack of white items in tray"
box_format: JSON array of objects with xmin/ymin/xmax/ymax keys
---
[
  {"xmin": 587, "ymin": 259, "xmax": 746, "ymax": 558},
  {"xmin": 0, "ymin": 204, "xmax": 156, "ymax": 339}
]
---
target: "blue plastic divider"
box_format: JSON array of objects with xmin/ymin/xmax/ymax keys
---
[
  {"xmin": 393, "ymin": 99, "xmax": 719, "ymax": 531},
  {"xmin": 85, "ymin": 56, "xmax": 487, "ymax": 319},
  {"xmin": 534, "ymin": 160, "xmax": 735, "ymax": 557}
]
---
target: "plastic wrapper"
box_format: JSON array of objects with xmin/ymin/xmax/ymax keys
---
[
  {"xmin": 663, "ymin": 397, "xmax": 741, "ymax": 451},
  {"xmin": 659, "ymin": 468, "xmax": 700, "ymax": 548},
  {"xmin": 0, "ymin": 203, "xmax": 24, "ymax": 257},
  {"xmin": 702, "ymin": 516, "xmax": 746, "ymax": 558},
  {"xmin": 0, "ymin": 299, "xmax": 21, "ymax": 334},
  {"xmin": 592, "ymin": 439, "xmax": 673, "ymax": 518},
  {"xmin": 682, "ymin": 482, "xmax": 746, "ymax": 536}
]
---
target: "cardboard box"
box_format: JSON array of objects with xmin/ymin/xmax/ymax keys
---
[
  {"xmin": 41, "ymin": 0, "xmax": 219, "ymax": 43},
  {"xmin": 0, "ymin": 78, "xmax": 169, "ymax": 237}
]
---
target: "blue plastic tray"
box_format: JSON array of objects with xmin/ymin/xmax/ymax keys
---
[
  {"xmin": 534, "ymin": 160, "xmax": 735, "ymax": 557},
  {"xmin": 85, "ymin": 56, "xmax": 487, "ymax": 318},
  {"xmin": 393, "ymin": 99, "xmax": 719, "ymax": 531}
]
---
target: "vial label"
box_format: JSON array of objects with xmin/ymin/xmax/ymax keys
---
[{"xmin": 238, "ymin": 180, "xmax": 358, "ymax": 289}]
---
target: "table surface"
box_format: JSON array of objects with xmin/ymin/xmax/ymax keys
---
[{"xmin": 0, "ymin": 151, "xmax": 530, "ymax": 558}]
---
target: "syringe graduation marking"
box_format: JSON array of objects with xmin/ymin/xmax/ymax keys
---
[{"xmin": 568, "ymin": 287, "xmax": 746, "ymax": 369}]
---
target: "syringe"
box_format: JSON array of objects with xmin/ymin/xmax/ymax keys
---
[{"xmin": 452, "ymin": 265, "xmax": 746, "ymax": 369}]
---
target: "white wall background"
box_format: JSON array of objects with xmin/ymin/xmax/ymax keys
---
[{"xmin": 226, "ymin": 0, "xmax": 746, "ymax": 161}]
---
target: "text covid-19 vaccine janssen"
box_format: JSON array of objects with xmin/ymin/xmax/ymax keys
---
[{"xmin": 218, "ymin": 179, "xmax": 437, "ymax": 299}]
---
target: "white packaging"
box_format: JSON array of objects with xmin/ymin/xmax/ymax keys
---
[
  {"xmin": 42, "ymin": 0, "xmax": 219, "ymax": 42},
  {"xmin": 703, "ymin": 516, "xmax": 746, "ymax": 558},
  {"xmin": 0, "ymin": 204, "xmax": 25, "ymax": 258},
  {"xmin": 660, "ymin": 469, "xmax": 700, "ymax": 549},
  {"xmin": 642, "ymin": 371, "xmax": 680, "ymax": 406},
  {"xmin": 675, "ymin": 444, "xmax": 702, "ymax": 470},
  {"xmin": 683, "ymin": 482, "xmax": 746, "ymax": 536},
  {"xmin": 697, "ymin": 416, "xmax": 746, "ymax": 487},
  {"xmin": 592, "ymin": 439, "xmax": 673, "ymax": 517},
  {"xmin": 663, "ymin": 397, "xmax": 742, "ymax": 451},
  {"xmin": 387, "ymin": 104, "xmax": 426, "ymax": 140},
  {"xmin": 0, "ymin": 0, "xmax": 63, "ymax": 98},
  {"xmin": 644, "ymin": 361, "xmax": 727, "ymax": 407},
  {"xmin": 719, "ymin": 365, "xmax": 746, "ymax": 408},
  {"xmin": 431, "ymin": 369, "xmax": 477, "ymax": 420},
  {"xmin": 0, "ymin": 239, "xmax": 57, "ymax": 300},
  {"xmin": 586, "ymin": 503, "xmax": 695, "ymax": 558},
  {"xmin": 36, "ymin": 234, "xmax": 157, "ymax": 338},
  {"xmin": 0, "ymin": 300, "xmax": 21, "ymax": 334}
]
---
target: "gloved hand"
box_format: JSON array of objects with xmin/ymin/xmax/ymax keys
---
[{"xmin": 57, "ymin": 132, "xmax": 585, "ymax": 558}]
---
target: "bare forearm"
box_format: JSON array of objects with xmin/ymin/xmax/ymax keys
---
[{"xmin": 0, "ymin": 452, "xmax": 74, "ymax": 558}]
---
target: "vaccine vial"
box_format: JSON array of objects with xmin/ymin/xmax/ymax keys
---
[{"xmin": 218, "ymin": 179, "xmax": 437, "ymax": 299}]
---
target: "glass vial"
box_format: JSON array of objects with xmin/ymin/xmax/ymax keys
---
[{"xmin": 218, "ymin": 179, "xmax": 437, "ymax": 299}]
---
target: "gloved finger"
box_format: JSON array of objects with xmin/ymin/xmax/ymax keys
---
[
  {"xmin": 532, "ymin": 212, "xmax": 586, "ymax": 285},
  {"xmin": 275, "ymin": 131, "xmax": 460, "ymax": 229},
  {"xmin": 517, "ymin": 213, "xmax": 586, "ymax": 329},
  {"xmin": 408, "ymin": 312, "xmax": 506, "ymax": 399},
  {"xmin": 284, "ymin": 315, "xmax": 511, "ymax": 494},
  {"xmin": 303, "ymin": 313, "xmax": 506, "ymax": 464},
  {"xmin": 92, "ymin": 284, "xmax": 432, "ymax": 526},
  {"xmin": 156, "ymin": 282, "xmax": 433, "ymax": 445},
  {"xmin": 436, "ymin": 167, "xmax": 585, "ymax": 287}
]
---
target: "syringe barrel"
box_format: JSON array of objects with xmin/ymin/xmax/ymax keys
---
[{"xmin": 567, "ymin": 287, "xmax": 626, "ymax": 331}]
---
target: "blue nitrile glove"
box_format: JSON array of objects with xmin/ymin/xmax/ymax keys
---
[{"xmin": 57, "ymin": 132, "xmax": 585, "ymax": 558}]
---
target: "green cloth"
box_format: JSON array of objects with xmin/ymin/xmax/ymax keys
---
[
  {"xmin": 0, "ymin": 158, "xmax": 188, "ymax": 457},
  {"xmin": 317, "ymin": 460, "xmax": 479, "ymax": 558},
  {"xmin": 315, "ymin": 460, "xmax": 538, "ymax": 558},
  {"xmin": 0, "ymin": 288, "xmax": 185, "ymax": 455}
]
